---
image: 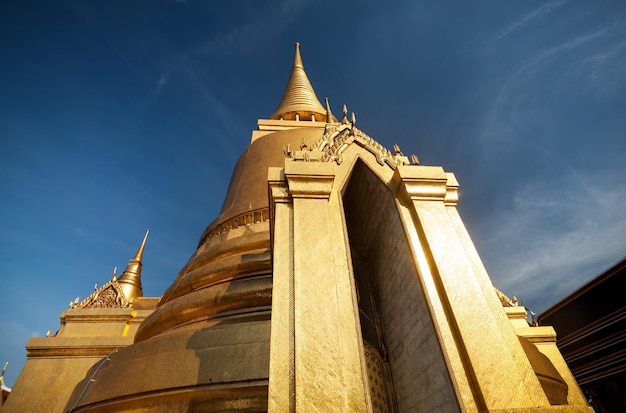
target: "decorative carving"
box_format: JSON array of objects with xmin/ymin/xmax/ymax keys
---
[
  {"xmin": 392, "ymin": 144, "xmax": 402, "ymax": 156},
  {"xmin": 495, "ymin": 287, "xmax": 516, "ymax": 307},
  {"xmin": 363, "ymin": 340, "xmax": 396, "ymax": 413},
  {"xmin": 198, "ymin": 208, "xmax": 271, "ymax": 246},
  {"xmin": 94, "ymin": 287, "xmax": 119, "ymax": 307},
  {"xmin": 342, "ymin": 104, "xmax": 348, "ymax": 124},
  {"xmin": 284, "ymin": 123, "xmax": 411, "ymax": 169},
  {"xmin": 77, "ymin": 282, "xmax": 130, "ymax": 309}
]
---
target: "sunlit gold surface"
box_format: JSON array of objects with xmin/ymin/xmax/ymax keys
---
[
  {"xmin": 116, "ymin": 229, "xmax": 149, "ymax": 302},
  {"xmin": 2, "ymin": 300, "xmax": 157, "ymax": 413},
  {"xmin": 270, "ymin": 43, "xmax": 328, "ymax": 121},
  {"xmin": 4, "ymin": 44, "xmax": 593, "ymax": 413},
  {"xmin": 211, "ymin": 126, "xmax": 325, "ymax": 230},
  {"xmin": 266, "ymin": 115, "xmax": 593, "ymax": 411},
  {"xmin": 269, "ymin": 161, "xmax": 368, "ymax": 412},
  {"xmin": 56, "ymin": 56, "xmax": 334, "ymax": 410}
]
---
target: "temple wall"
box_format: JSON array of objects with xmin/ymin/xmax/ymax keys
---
[
  {"xmin": 1, "ymin": 356, "xmax": 107, "ymax": 413},
  {"xmin": 371, "ymin": 203, "xmax": 458, "ymax": 412}
]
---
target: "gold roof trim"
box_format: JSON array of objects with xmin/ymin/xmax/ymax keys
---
[
  {"xmin": 271, "ymin": 43, "xmax": 327, "ymax": 121},
  {"xmin": 199, "ymin": 208, "xmax": 270, "ymax": 246},
  {"xmin": 282, "ymin": 120, "xmax": 411, "ymax": 169}
]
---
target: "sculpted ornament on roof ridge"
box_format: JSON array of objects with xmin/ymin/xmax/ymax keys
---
[
  {"xmin": 75, "ymin": 280, "xmax": 131, "ymax": 309},
  {"xmin": 284, "ymin": 121, "xmax": 415, "ymax": 168}
]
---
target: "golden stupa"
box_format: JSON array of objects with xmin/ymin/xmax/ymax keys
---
[{"xmin": 3, "ymin": 44, "xmax": 593, "ymax": 413}]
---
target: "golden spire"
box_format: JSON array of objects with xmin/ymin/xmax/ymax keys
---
[
  {"xmin": 271, "ymin": 42, "xmax": 327, "ymax": 121},
  {"xmin": 117, "ymin": 229, "xmax": 149, "ymax": 302}
]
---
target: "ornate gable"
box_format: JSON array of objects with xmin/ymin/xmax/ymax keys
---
[
  {"xmin": 284, "ymin": 121, "xmax": 415, "ymax": 169},
  {"xmin": 76, "ymin": 280, "xmax": 131, "ymax": 309}
]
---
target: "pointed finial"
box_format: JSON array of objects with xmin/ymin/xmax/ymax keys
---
[
  {"xmin": 325, "ymin": 98, "xmax": 331, "ymax": 120},
  {"xmin": 293, "ymin": 42, "xmax": 303, "ymax": 68},
  {"xmin": 270, "ymin": 43, "xmax": 326, "ymax": 121},
  {"xmin": 411, "ymin": 154, "xmax": 420, "ymax": 165},
  {"xmin": 325, "ymin": 97, "xmax": 337, "ymax": 123},
  {"xmin": 342, "ymin": 104, "xmax": 348, "ymax": 124},
  {"xmin": 351, "ymin": 112, "xmax": 356, "ymax": 128},
  {"xmin": 112, "ymin": 266, "xmax": 117, "ymax": 279},
  {"xmin": 1, "ymin": 360, "xmax": 9, "ymax": 384},
  {"xmin": 133, "ymin": 229, "xmax": 150, "ymax": 262},
  {"xmin": 46, "ymin": 329, "xmax": 52, "ymax": 337},
  {"xmin": 116, "ymin": 230, "xmax": 149, "ymax": 302},
  {"xmin": 393, "ymin": 144, "xmax": 403, "ymax": 156}
]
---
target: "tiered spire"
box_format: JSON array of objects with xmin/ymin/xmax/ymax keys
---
[
  {"xmin": 271, "ymin": 43, "xmax": 328, "ymax": 122},
  {"xmin": 70, "ymin": 230, "xmax": 150, "ymax": 309},
  {"xmin": 116, "ymin": 229, "xmax": 149, "ymax": 302}
]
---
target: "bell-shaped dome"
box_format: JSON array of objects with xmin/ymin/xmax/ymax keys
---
[{"xmin": 65, "ymin": 44, "xmax": 331, "ymax": 413}]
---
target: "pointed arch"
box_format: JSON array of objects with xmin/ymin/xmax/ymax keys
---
[{"xmin": 341, "ymin": 159, "xmax": 459, "ymax": 412}]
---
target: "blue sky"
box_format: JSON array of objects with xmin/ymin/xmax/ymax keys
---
[{"xmin": 1, "ymin": 0, "xmax": 625, "ymax": 386}]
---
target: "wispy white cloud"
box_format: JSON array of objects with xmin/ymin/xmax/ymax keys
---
[
  {"xmin": 479, "ymin": 26, "xmax": 611, "ymax": 146},
  {"xmin": 584, "ymin": 25, "xmax": 626, "ymax": 97},
  {"xmin": 175, "ymin": 57, "xmax": 248, "ymax": 159},
  {"xmin": 195, "ymin": 0, "xmax": 313, "ymax": 56},
  {"xmin": 153, "ymin": 71, "xmax": 169, "ymax": 97},
  {"xmin": 479, "ymin": 169, "xmax": 626, "ymax": 312},
  {"xmin": 151, "ymin": 0, "xmax": 315, "ymax": 158},
  {"xmin": 511, "ymin": 27, "xmax": 608, "ymax": 79},
  {"xmin": 497, "ymin": 0, "xmax": 569, "ymax": 40}
]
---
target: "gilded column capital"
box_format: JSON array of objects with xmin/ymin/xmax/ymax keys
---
[
  {"xmin": 393, "ymin": 165, "xmax": 448, "ymax": 201},
  {"xmin": 392, "ymin": 165, "xmax": 459, "ymax": 205},
  {"xmin": 444, "ymin": 172, "xmax": 459, "ymax": 206},
  {"xmin": 515, "ymin": 326, "xmax": 558, "ymax": 344},
  {"xmin": 268, "ymin": 167, "xmax": 291, "ymax": 204},
  {"xmin": 284, "ymin": 160, "xmax": 335, "ymax": 199}
]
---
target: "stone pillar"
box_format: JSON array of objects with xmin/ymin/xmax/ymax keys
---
[
  {"xmin": 392, "ymin": 165, "xmax": 553, "ymax": 412},
  {"xmin": 268, "ymin": 161, "xmax": 368, "ymax": 412},
  {"xmin": 267, "ymin": 167, "xmax": 295, "ymax": 412}
]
